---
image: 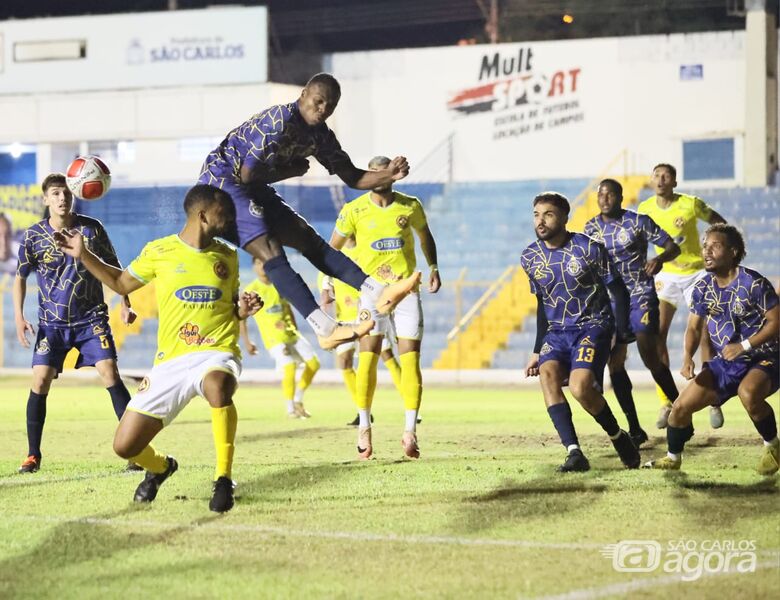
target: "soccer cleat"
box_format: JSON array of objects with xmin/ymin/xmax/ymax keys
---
[
  {"xmin": 643, "ymin": 456, "xmax": 681, "ymax": 470},
  {"xmin": 133, "ymin": 456, "xmax": 178, "ymax": 503},
  {"xmin": 401, "ymin": 431, "xmax": 420, "ymax": 459},
  {"xmin": 656, "ymin": 404, "xmax": 672, "ymax": 429},
  {"xmin": 357, "ymin": 426, "xmax": 373, "ymax": 460},
  {"xmin": 209, "ymin": 476, "xmax": 236, "ymax": 513},
  {"xmin": 293, "ymin": 402, "xmax": 311, "ymax": 419},
  {"xmin": 18, "ymin": 455, "xmax": 41, "ymax": 474},
  {"xmin": 557, "ymin": 448, "xmax": 590, "ymax": 472},
  {"xmin": 125, "ymin": 461, "xmax": 144, "ymax": 472},
  {"xmin": 611, "ymin": 430, "xmax": 641, "ymax": 469},
  {"xmin": 347, "ymin": 413, "xmax": 374, "ymax": 427},
  {"xmin": 629, "ymin": 428, "xmax": 649, "ymax": 448},
  {"xmin": 318, "ymin": 320, "xmax": 374, "ymax": 350},
  {"xmin": 375, "ymin": 272, "xmax": 422, "ymax": 315},
  {"xmin": 709, "ymin": 405, "xmax": 725, "ymax": 429},
  {"xmin": 757, "ymin": 440, "xmax": 780, "ymax": 476}
]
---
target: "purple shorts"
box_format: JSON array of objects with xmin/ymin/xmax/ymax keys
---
[
  {"xmin": 703, "ymin": 354, "xmax": 780, "ymax": 406},
  {"xmin": 538, "ymin": 324, "xmax": 613, "ymax": 384},
  {"xmin": 32, "ymin": 320, "xmax": 117, "ymax": 373}
]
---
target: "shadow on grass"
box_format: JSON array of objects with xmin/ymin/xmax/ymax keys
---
[
  {"xmin": 238, "ymin": 426, "xmax": 342, "ymax": 444},
  {"xmin": 0, "ymin": 505, "xmax": 221, "ymax": 597},
  {"xmin": 236, "ymin": 462, "xmax": 354, "ymax": 504}
]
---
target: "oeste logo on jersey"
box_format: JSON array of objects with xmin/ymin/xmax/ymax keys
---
[
  {"xmin": 175, "ymin": 286, "xmax": 223, "ymax": 303},
  {"xmin": 371, "ymin": 237, "xmax": 404, "ymax": 251}
]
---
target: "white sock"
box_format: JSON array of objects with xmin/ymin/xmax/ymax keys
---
[
  {"xmin": 286, "ymin": 400, "xmax": 295, "ymax": 414},
  {"xmin": 566, "ymin": 444, "xmax": 580, "ymax": 453},
  {"xmin": 306, "ymin": 308, "xmax": 336, "ymax": 337},
  {"xmin": 294, "ymin": 389, "xmax": 304, "ymax": 404},
  {"xmin": 667, "ymin": 451, "xmax": 681, "ymax": 461},
  {"xmin": 764, "ymin": 437, "xmax": 779, "ymax": 447},
  {"xmin": 358, "ymin": 409, "xmax": 371, "ymax": 428},
  {"xmin": 405, "ymin": 409, "xmax": 418, "ymax": 432}
]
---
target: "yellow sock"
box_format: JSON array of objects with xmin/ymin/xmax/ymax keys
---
[
  {"xmin": 129, "ymin": 444, "xmax": 168, "ymax": 474},
  {"xmin": 342, "ymin": 368, "xmax": 358, "ymax": 403},
  {"xmin": 211, "ymin": 403, "xmax": 237, "ymax": 480},
  {"xmin": 356, "ymin": 352, "xmax": 379, "ymax": 410},
  {"xmin": 282, "ymin": 362, "xmax": 297, "ymax": 402},
  {"xmin": 298, "ymin": 357, "xmax": 320, "ymax": 391},
  {"xmin": 656, "ymin": 383, "xmax": 671, "ymax": 407},
  {"xmin": 384, "ymin": 356, "xmax": 403, "ymax": 393},
  {"xmin": 400, "ymin": 351, "xmax": 422, "ymax": 410}
]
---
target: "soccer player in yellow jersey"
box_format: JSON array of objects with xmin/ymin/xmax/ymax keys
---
[
  {"xmin": 330, "ymin": 156, "xmax": 441, "ymax": 459},
  {"xmin": 240, "ymin": 258, "xmax": 320, "ymax": 418},
  {"xmin": 638, "ymin": 163, "xmax": 727, "ymax": 429},
  {"xmin": 54, "ymin": 185, "xmax": 262, "ymax": 513}
]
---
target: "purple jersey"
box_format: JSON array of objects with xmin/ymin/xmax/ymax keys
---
[
  {"xmin": 584, "ymin": 210, "xmax": 671, "ymax": 300},
  {"xmin": 199, "ymin": 101, "xmax": 351, "ymax": 185},
  {"xmin": 690, "ymin": 267, "xmax": 779, "ymax": 361},
  {"xmin": 521, "ymin": 232, "xmax": 619, "ymax": 331},
  {"xmin": 17, "ymin": 215, "xmax": 120, "ymax": 327}
]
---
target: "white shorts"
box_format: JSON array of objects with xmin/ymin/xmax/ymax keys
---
[
  {"xmin": 127, "ymin": 351, "xmax": 241, "ymax": 426},
  {"xmin": 655, "ymin": 270, "xmax": 706, "ymax": 309},
  {"xmin": 368, "ymin": 292, "xmax": 423, "ymax": 341},
  {"xmin": 268, "ymin": 336, "xmax": 317, "ymax": 370}
]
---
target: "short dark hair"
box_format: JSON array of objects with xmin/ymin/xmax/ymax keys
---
[
  {"xmin": 183, "ymin": 184, "xmax": 234, "ymax": 217},
  {"xmin": 42, "ymin": 173, "xmax": 67, "ymax": 193},
  {"xmin": 533, "ymin": 192, "xmax": 570, "ymax": 216},
  {"xmin": 652, "ymin": 163, "xmax": 677, "ymax": 179},
  {"xmin": 705, "ymin": 223, "xmax": 746, "ymax": 265},
  {"xmin": 305, "ymin": 73, "xmax": 341, "ymax": 97},
  {"xmin": 599, "ymin": 178, "xmax": 623, "ymax": 197}
]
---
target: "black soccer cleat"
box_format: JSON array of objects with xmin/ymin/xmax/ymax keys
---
[
  {"xmin": 612, "ymin": 430, "xmax": 641, "ymax": 469},
  {"xmin": 133, "ymin": 456, "xmax": 178, "ymax": 503},
  {"xmin": 209, "ymin": 476, "xmax": 236, "ymax": 513},
  {"xmin": 629, "ymin": 428, "xmax": 649, "ymax": 448},
  {"xmin": 347, "ymin": 413, "xmax": 374, "ymax": 427},
  {"xmin": 557, "ymin": 448, "xmax": 590, "ymax": 473}
]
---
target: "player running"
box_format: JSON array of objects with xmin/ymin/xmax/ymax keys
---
[
  {"xmin": 638, "ymin": 163, "xmax": 727, "ymax": 428},
  {"xmin": 330, "ymin": 156, "xmax": 440, "ymax": 459},
  {"xmin": 645, "ymin": 224, "xmax": 779, "ymax": 473},
  {"xmin": 584, "ymin": 179, "xmax": 681, "ymax": 446},
  {"xmin": 54, "ymin": 185, "xmax": 263, "ymax": 512},
  {"xmin": 198, "ymin": 72, "xmax": 419, "ymax": 350},
  {"xmin": 522, "ymin": 192, "xmax": 640, "ymax": 472},
  {"xmin": 240, "ymin": 258, "xmax": 320, "ymax": 419},
  {"xmin": 14, "ymin": 173, "xmax": 136, "ymax": 474}
]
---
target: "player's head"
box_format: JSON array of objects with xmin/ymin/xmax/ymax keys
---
[
  {"xmin": 368, "ymin": 155, "xmax": 392, "ymax": 192},
  {"xmin": 702, "ymin": 223, "xmax": 746, "ymax": 271},
  {"xmin": 651, "ymin": 163, "xmax": 677, "ymax": 196},
  {"xmin": 250, "ymin": 256, "xmax": 270, "ymax": 281},
  {"xmin": 41, "ymin": 173, "xmax": 74, "ymax": 218},
  {"xmin": 532, "ymin": 192, "xmax": 569, "ymax": 240},
  {"xmin": 597, "ymin": 179, "xmax": 623, "ymax": 217},
  {"xmin": 183, "ymin": 184, "xmax": 236, "ymax": 239},
  {"xmin": 299, "ymin": 73, "xmax": 341, "ymax": 126}
]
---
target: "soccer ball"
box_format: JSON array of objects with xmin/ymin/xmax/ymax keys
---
[{"xmin": 66, "ymin": 155, "xmax": 112, "ymax": 200}]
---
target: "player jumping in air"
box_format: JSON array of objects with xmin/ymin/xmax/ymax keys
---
[
  {"xmin": 198, "ymin": 72, "xmax": 418, "ymax": 350},
  {"xmin": 522, "ymin": 192, "xmax": 640, "ymax": 472},
  {"xmin": 240, "ymin": 258, "xmax": 320, "ymax": 419},
  {"xmin": 330, "ymin": 156, "xmax": 440, "ymax": 459},
  {"xmin": 584, "ymin": 179, "xmax": 681, "ymax": 446},
  {"xmin": 645, "ymin": 224, "xmax": 779, "ymax": 473},
  {"xmin": 14, "ymin": 173, "xmax": 136, "ymax": 474},
  {"xmin": 638, "ymin": 163, "xmax": 727, "ymax": 428},
  {"xmin": 54, "ymin": 185, "xmax": 263, "ymax": 512}
]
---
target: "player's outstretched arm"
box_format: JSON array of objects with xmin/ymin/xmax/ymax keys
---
[
  {"xmin": 335, "ymin": 156, "xmax": 409, "ymax": 189},
  {"xmin": 53, "ymin": 229, "xmax": 143, "ymax": 296},
  {"xmin": 241, "ymin": 159, "xmax": 310, "ymax": 186},
  {"xmin": 238, "ymin": 319, "xmax": 259, "ymax": 355},
  {"xmin": 681, "ymin": 313, "xmax": 705, "ymax": 379},
  {"xmin": 645, "ymin": 239, "xmax": 681, "ymax": 276},
  {"xmin": 707, "ymin": 210, "xmax": 727, "ymax": 225},
  {"xmin": 12, "ymin": 275, "xmax": 34, "ymax": 348}
]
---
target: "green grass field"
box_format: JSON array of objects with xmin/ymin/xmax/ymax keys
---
[{"xmin": 0, "ymin": 377, "xmax": 778, "ymax": 599}]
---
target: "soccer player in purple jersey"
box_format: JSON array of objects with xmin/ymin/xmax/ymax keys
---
[
  {"xmin": 645, "ymin": 225, "xmax": 779, "ymax": 473},
  {"xmin": 198, "ymin": 72, "xmax": 418, "ymax": 350},
  {"xmin": 522, "ymin": 192, "xmax": 641, "ymax": 472},
  {"xmin": 13, "ymin": 173, "xmax": 136, "ymax": 474},
  {"xmin": 584, "ymin": 179, "xmax": 682, "ymax": 446}
]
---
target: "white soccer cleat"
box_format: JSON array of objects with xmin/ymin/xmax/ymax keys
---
[
  {"xmin": 709, "ymin": 406, "xmax": 725, "ymax": 429},
  {"xmin": 401, "ymin": 431, "xmax": 420, "ymax": 459},
  {"xmin": 357, "ymin": 426, "xmax": 373, "ymax": 460},
  {"xmin": 656, "ymin": 404, "xmax": 672, "ymax": 429}
]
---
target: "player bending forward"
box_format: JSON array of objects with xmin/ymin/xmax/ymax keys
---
[{"xmin": 55, "ymin": 185, "xmax": 262, "ymax": 512}]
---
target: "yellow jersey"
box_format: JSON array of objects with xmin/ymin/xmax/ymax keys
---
[
  {"xmin": 637, "ymin": 193, "xmax": 713, "ymax": 275},
  {"xmin": 333, "ymin": 245, "xmax": 360, "ymax": 321},
  {"xmin": 128, "ymin": 235, "xmax": 240, "ymax": 365},
  {"xmin": 336, "ymin": 191, "xmax": 427, "ymax": 284},
  {"xmin": 245, "ymin": 278, "xmax": 299, "ymax": 349}
]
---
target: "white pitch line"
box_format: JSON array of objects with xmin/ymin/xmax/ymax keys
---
[{"xmin": 528, "ymin": 558, "xmax": 780, "ymax": 600}]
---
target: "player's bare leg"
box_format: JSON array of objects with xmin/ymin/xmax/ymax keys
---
[
  {"xmin": 539, "ymin": 361, "xmax": 589, "ymax": 472},
  {"xmin": 19, "ymin": 365, "xmax": 57, "ymax": 474},
  {"xmin": 737, "ymin": 369, "xmax": 779, "ymax": 476},
  {"xmin": 202, "ymin": 370, "xmax": 239, "ymax": 512}
]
